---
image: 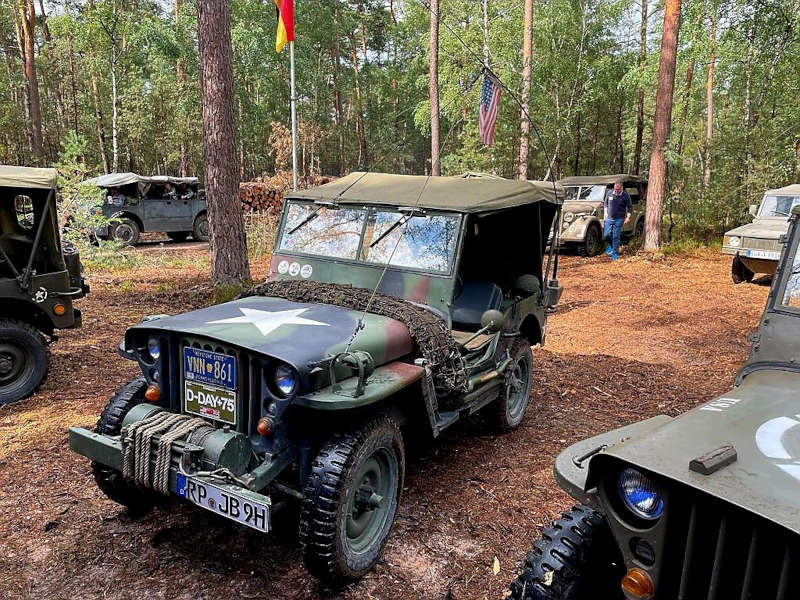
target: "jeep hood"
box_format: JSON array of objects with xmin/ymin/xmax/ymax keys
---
[
  {"xmin": 600, "ymin": 369, "xmax": 800, "ymax": 534},
  {"xmin": 563, "ymin": 200, "xmax": 600, "ymax": 216},
  {"xmin": 725, "ymin": 218, "xmax": 788, "ymax": 240},
  {"xmin": 128, "ymin": 295, "xmax": 413, "ymax": 373}
]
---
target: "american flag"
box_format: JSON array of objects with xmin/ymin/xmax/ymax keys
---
[{"xmin": 479, "ymin": 74, "xmax": 502, "ymax": 146}]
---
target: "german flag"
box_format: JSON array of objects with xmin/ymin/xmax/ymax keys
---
[{"xmin": 274, "ymin": 0, "xmax": 294, "ymax": 54}]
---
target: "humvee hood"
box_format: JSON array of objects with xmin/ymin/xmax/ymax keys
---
[
  {"xmin": 128, "ymin": 295, "xmax": 413, "ymax": 371},
  {"xmin": 725, "ymin": 218, "xmax": 788, "ymax": 240},
  {"xmin": 604, "ymin": 369, "xmax": 800, "ymax": 534}
]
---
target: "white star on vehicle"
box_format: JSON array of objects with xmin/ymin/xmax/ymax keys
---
[{"xmin": 207, "ymin": 307, "xmax": 329, "ymax": 336}]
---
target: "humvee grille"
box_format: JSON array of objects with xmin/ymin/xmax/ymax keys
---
[
  {"xmin": 657, "ymin": 487, "xmax": 799, "ymax": 599},
  {"xmin": 741, "ymin": 237, "xmax": 781, "ymax": 252}
]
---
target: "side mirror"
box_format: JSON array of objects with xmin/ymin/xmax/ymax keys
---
[
  {"xmin": 544, "ymin": 279, "xmax": 563, "ymax": 308},
  {"xmin": 749, "ymin": 204, "xmax": 759, "ymax": 218},
  {"xmin": 480, "ymin": 309, "xmax": 505, "ymax": 333}
]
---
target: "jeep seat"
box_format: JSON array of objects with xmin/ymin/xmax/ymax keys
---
[{"xmin": 451, "ymin": 281, "xmax": 503, "ymax": 332}]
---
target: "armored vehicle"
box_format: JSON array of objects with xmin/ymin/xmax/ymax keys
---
[
  {"xmin": 0, "ymin": 166, "xmax": 89, "ymax": 404},
  {"xmin": 69, "ymin": 172, "xmax": 564, "ymax": 584},
  {"xmin": 556, "ymin": 174, "xmax": 647, "ymax": 256},
  {"xmin": 84, "ymin": 173, "xmax": 207, "ymax": 245},
  {"xmin": 508, "ymin": 209, "xmax": 800, "ymax": 600},
  {"xmin": 723, "ymin": 184, "xmax": 800, "ymax": 284}
]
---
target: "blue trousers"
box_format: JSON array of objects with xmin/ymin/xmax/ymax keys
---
[{"xmin": 604, "ymin": 218, "xmax": 624, "ymax": 254}]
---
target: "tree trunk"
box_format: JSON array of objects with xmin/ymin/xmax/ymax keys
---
[
  {"xmin": 196, "ymin": 0, "xmax": 250, "ymax": 285},
  {"xmin": 517, "ymin": 0, "xmax": 533, "ymax": 180},
  {"xmin": 176, "ymin": 0, "xmax": 188, "ymax": 177},
  {"xmin": 644, "ymin": 0, "xmax": 682, "ymax": 252},
  {"xmin": 573, "ymin": 110, "xmax": 582, "ymax": 175},
  {"xmin": 350, "ymin": 34, "xmax": 368, "ymax": 169},
  {"xmin": 429, "ymin": 0, "xmax": 441, "ymax": 175},
  {"xmin": 614, "ymin": 104, "xmax": 624, "ymax": 172},
  {"xmin": 17, "ymin": 0, "xmax": 43, "ymax": 153},
  {"xmin": 330, "ymin": 9, "xmax": 345, "ymax": 176},
  {"xmin": 87, "ymin": 0, "xmax": 109, "ymax": 174},
  {"xmin": 675, "ymin": 60, "xmax": 694, "ymax": 155},
  {"xmin": 633, "ymin": 0, "xmax": 648, "ymax": 174},
  {"xmin": 703, "ymin": 8, "xmax": 716, "ymax": 190},
  {"xmin": 590, "ymin": 106, "xmax": 599, "ymax": 173}
]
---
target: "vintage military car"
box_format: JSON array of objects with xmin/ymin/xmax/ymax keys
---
[
  {"xmin": 69, "ymin": 172, "xmax": 564, "ymax": 584},
  {"xmin": 84, "ymin": 172, "xmax": 207, "ymax": 245},
  {"xmin": 724, "ymin": 184, "xmax": 800, "ymax": 284},
  {"xmin": 0, "ymin": 166, "xmax": 89, "ymax": 404},
  {"xmin": 556, "ymin": 174, "xmax": 647, "ymax": 256},
  {"xmin": 508, "ymin": 209, "xmax": 800, "ymax": 600}
]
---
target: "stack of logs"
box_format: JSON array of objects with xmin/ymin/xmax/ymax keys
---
[{"xmin": 239, "ymin": 172, "xmax": 336, "ymax": 215}]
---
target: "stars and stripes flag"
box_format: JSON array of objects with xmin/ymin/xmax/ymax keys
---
[{"xmin": 478, "ymin": 74, "xmax": 502, "ymax": 146}]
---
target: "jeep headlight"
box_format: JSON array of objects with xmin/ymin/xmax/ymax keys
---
[
  {"xmin": 147, "ymin": 337, "xmax": 160, "ymax": 361},
  {"xmin": 273, "ymin": 364, "xmax": 298, "ymax": 397},
  {"xmin": 726, "ymin": 236, "xmax": 741, "ymax": 247},
  {"xmin": 619, "ymin": 468, "xmax": 663, "ymax": 520},
  {"xmin": 563, "ymin": 211, "xmax": 575, "ymax": 224}
]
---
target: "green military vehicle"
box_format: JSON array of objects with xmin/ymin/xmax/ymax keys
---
[
  {"xmin": 723, "ymin": 184, "xmax": 800, "ymax": 284},
  {"xmin": 508, "ymin": 211, "xmax": 800, "ymax": 599},
  {"xmin": 69, "ymin": 172, "xmax": 564, "ymax": 584},
  {"xmin": 0, "ymin": 166, "xmax": 89, "ymax": 404},
  {"xmin": 556, "ymin": 174, "xmax": 647, "ymax": 256}
]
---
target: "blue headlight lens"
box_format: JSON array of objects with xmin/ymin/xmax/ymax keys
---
[
  {"xmin": 618, "ymin": 468, "xmax": 663, "ymax": 520},
  {"xmin": 147, "ymin": 338, "xmax": 160, "ymax": 361},
  {"xmin": 274, "ymin": 365, "xmax": 297, "ymax": 396}
]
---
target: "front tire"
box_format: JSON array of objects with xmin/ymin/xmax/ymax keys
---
[
  {"xmin": 489, "ymin": 339, "xmax": 534, "ymax": 432},
  {"xmin": 732, "ymin": 255, "xmax": 754, "ymax": 284},
  {"xmin": 578, "ymin": 224, "xmax": 603, "ymax": 257},
  {"xmin": 92, "ymin": 377, "xmax": 159, "ymax": 514},
  {"xmin": 111, "ymin": 218, "xmax": 140, "ymax": 246},
  {"xmin": 507, "ymin": 505, "xmax": 625, "ymax": 600},
  {"xmin": 192, "ymin": 214, "xmax": 209, "ymax": 242},
  {"xmin": 300, "ymin": 418, "xmax": 405, "ymax": 585},
  {"xmin": 0, "ymin": 319, "xmax": 49, "ymax": 405}
]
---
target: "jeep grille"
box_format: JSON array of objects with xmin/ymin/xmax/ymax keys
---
[{"xmin": 741, "ymin": 237, "xmax": 781, "ymax": 252}]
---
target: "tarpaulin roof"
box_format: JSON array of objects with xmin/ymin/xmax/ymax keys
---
[
  {"xmin": 285, "ymin": 172, "xmax": 563, "ymax": 213},
  {"xmin": 559, "ymin": 174, "xmax": 648, "ymax": 186},
  {"xmin": 0, "ymin": 165, "xmax": 58, "ymax": 190},
  {"xmin": 766, "ymin": 184, "xmax": 800, "ymax": 196},
  {"xmin": 82, "ymin": 172, "xmax": 199, "ymax": 187}
]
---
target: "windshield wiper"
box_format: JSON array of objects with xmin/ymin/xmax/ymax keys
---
[
  {"xmin": 287, "ymin": 201, "xmax": 338, "ymax": 235},
  {"xmin": 369, "ymin": 207, "xmax": 426, "ymax": 248}
]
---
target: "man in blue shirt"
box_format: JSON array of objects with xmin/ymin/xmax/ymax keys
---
[{"xmin": 603, "ymin": 181, "xmax": 632, "ymax": 260}]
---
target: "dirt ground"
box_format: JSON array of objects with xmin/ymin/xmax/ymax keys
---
[{"xmin": 0, "ymin": 244, "xmax": 769, "ymax": 600}]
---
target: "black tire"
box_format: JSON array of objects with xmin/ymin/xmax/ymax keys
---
[
  {"xmin": 507, "ymin": 505, "xmax": 625, "ymax": 600},
  {"xmin": 489, "ymin": 339, "xmax": 534, "ymax": 432},
  {"xmin": 192, "ymin": 214, "xmax": 209, "ymax": 242},
  {"xmin": 300, "ymin": 418, "xmax": 405, "ymax": 585},
  {"xmin": 166, "ymin": 231, "xmax": 190, "ymax": 242},
  {"xmin": 577, "ymin": 224, "xmax": 603, "ymax": 257},
  {"xmin": 731, "ymin": 255, "xmax": 754, "ymax": 284},
  {"xmin": 0, "ymin": 319, "xmax": 49, "ymax": 405},
  {"xmin": 111, "ymin": 218, "xmax": 140, "ymax": 246},
  {"xmin": 92, "ymin": 377, "xmax": 159, "ymax": 514}
]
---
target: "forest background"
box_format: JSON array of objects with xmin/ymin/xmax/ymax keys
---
[{"xmin": 1, "ymin": 0, "xmax": 799, "ymax": 241}]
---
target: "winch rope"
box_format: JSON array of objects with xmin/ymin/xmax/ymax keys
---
[{"xmin": 153, "ymin": 417, "xmax": 207, "ymax": 494}]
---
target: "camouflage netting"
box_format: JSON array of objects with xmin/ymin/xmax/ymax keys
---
[{"xmin": 241, "ymin": 280, "xmax": 469, "ymax": 395}]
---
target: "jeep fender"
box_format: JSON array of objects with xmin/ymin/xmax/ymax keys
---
[
  {"xmin": 560, "ymin": 215, "xmax": 602, "ymax": 243},
  {"xmin": 111, "ymin": 211, "xmax": 145, "ymax": 232}
]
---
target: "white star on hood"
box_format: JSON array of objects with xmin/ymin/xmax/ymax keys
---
[{"xmin": 207, "ymin": 307, "xmax": 329, "ymax": 336}]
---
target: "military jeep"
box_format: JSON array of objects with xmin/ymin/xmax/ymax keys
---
[
  {"xmin": 83, "ymin": 172, "xmax": 207, "ymax": 245},
  {"xmin": 508, "ymin": 210, "xmax": 800, "ymax": 600},
  {"xmin": 69, "ymin": 172, "xmax": 564, "ymax": 584},
  {"xmin": 556, "ymin": 174, "xmax": 647, "ymax": 257},
  {"xmin": 723, "ymin": 184, "xmax": 800, "ymax": 284},
  {"xmin": 0, "ymin": 166, "xmax": 89, "ymax": 404}
]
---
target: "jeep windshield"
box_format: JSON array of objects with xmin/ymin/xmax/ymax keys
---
[
  {"xmin": 758, "ymin": 195, "xmax": 800, "ymax": 218},
  {"xmin": 278, "ymin": 200, "xmax": 461, "ymax": 274},
  {"xmin": 563, "ymin": 185, "xmax": 606, "ymax": 203}
]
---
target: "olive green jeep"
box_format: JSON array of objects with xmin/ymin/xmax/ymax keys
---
[
  {"xmin": 508, "ymin": 206, "xmax": 800, "ymax": 599},
  {"xmin": 69, "ymin": 172, "xmax": 564, "ymax": 584},
  {"xmin": 0, "ymin": 166, "xmax": 89, "ymax": 404}
]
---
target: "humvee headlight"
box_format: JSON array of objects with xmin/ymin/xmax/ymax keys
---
[
  {"xmin": 619, "ymin": 468, "xmax": 663, "ymax": 520},
  {"xmin": 563, "ymin": 211, "xmax": 575, "ymax": 224},
  {"xmin": 274, "ymin": 364, "xmax": 298, "ymax": 396},
  {"xmin": 147, "ymin": 338, "xmax": 160, "ymax": 361},
  {"xmin": 727, "ymin": 236, "xmax": 741, "ymax": 247}
]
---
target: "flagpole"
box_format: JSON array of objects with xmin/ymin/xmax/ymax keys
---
[{"xmin": 290, "ymin": 40, "xmax": 298, "ymax": 191}]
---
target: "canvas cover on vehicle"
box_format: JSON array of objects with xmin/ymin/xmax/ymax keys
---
[
  {"xmin": 559, "ymin": 174, "xmax": 648, "ymax": 186},
  {"xmin": 285, "ymin": 172, "xmax": 563, "ymax": 214},
  {"xmin": 0, "ymin": 165, "xmax": 58, "ymax": 191},
  {"xmin": 82, "ymin": 173, "xmax": 199, "ymax": 188},
  {"xmin": 765, "ymin": 184, "xmax": 800, "ymax": 196}
]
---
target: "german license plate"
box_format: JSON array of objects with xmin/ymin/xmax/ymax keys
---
[
  {"xmin": 746, "ymin": 249, "xmax": 779, "ymax": 260},
  {"xmin": 184, "ymin": 348, "xmax": 237, "ymax": 424},
  {"xmin": 176, "ymin": 473, "xmax": 270, "ymax": 533}
]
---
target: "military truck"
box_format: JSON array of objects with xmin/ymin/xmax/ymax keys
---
[
  {"xmin": 69, "ymin": 172, "xmax": 564, "ymax": 584},
  {"xmin": 723, "ymin": 184, "xmax": 800, "ymax": 284},
  {"xmin": 0, "ymin": 166, "xmax": 89, "ymax": 404},
  {"xmin": 508, "ymin": 210, "xmax": 800, "ymax": 600},
  {"xmin": 83, "ymin": 173, "xmax": 207, "ymax": 245},
  {"xmin": 556, "ymin": 174, "xmax": 647, "ymax": 257}
]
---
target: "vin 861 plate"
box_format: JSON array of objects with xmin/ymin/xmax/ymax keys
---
[{"xmin": 183, "ymin": 347, "xmax": 237, "ymax": 424}]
